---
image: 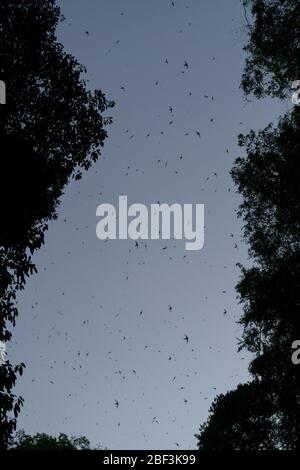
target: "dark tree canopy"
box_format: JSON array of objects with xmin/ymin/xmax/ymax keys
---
[
  {"xmin": 10, "ymin": 430, "xmax": 91, "ymax": 450},
  {"xmin": 196, "ymin": 0, "xmax": 300, "ymax": 450},
  {"xmin": 231, "ymin": 110, "xmax": 300, "ymax": 449},
  {"xmin": 232, "ymin": 109, "xmax": 300, "ymax": 264},
  {"xmin": 196, "ymin": 382, "xmax": 277, "ymax": 450},
  {"xmin": 0, "ymin": 0, "xmax": 113, "ymax": 448},
  {"xmin": 242, "ymin": 0, "xmax": 300, "ymax": 98}
]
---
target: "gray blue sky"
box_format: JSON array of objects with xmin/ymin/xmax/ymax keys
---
[{"xmin": 9, "ymin": 0, "xmax": 288, "ymax": 450}]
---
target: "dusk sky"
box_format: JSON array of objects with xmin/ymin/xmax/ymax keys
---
[{"xmin": 9, "ymin": 0, "xmax": 288, "ymax": 450}]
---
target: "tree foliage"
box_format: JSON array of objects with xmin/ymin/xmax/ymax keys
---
[
  {"xmin": 0, "ymin": 0, "xmax": 113, "ymax": 448},
  {"xmin": 242, "ymin": 0, "xmax": 300, "ymax": 98},
  {"xmin": 10, "ymin": 430, "xmax": 91, "ymax": 450},
  {"xmin": 196, "ymin": 0, "xmax": 300, "ymax": 450},
  {"xmin": 231, "ymin": 109, "xmax": 300, "ymax": 449},
  {"xmin": 196, "ymin": 382, "xmax": 278, "ymax": 450}
]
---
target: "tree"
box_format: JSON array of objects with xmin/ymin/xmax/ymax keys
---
[
  {"xmin": 231, "ymin": 109, "xmax": 300, "ymax": 449},
  {"xmin": 10, "ymin": 430, "xmax": 91, "ymax": 450},
  {"xmin": 196, "ymin": 382, "xmax": 278, "ymax": 450},
  {"xmin": 241, "ymin": 0, "xmax": 300, "ymax": 99},
  {"xmin": 196, "ymin": 0, "xmax": 300, "ymax": 449},
  {"xmin": 0, "ymin": 0, "xmax": 113, "ymax": 448},
  {"xmin": 232, "ymin": 108, "xmax": 300, "ymax": 264}
]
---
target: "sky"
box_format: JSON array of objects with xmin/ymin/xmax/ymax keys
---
[{"xmin": 9, "ymin": 0, "xmax": 288, "ymax": 450}]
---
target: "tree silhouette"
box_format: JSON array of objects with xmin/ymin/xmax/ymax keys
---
[
  {"xmin": 197, "ymin": 111, "xmax": 300, "ymax": 449},
  {"xmin": 196, "ymin": 0, "xmax": 300, "ymax": 450},
  {"xmin": 231, "ymin": 109, "xmax": 300, "ymax": 449},
  {"xmin": 241, "ymin": 0, "xmax": 300, "ymax": 99},
  {"xmin": 196, "ymin": 382, "xmax": 277, "ymax": 450},
  {"xmin": 0, "ymin": 0, "xmax": 113, "ymax": 448},
  {"xmin": 10, "ymin": 430, "xmax": 91, "ymax": 450}
]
